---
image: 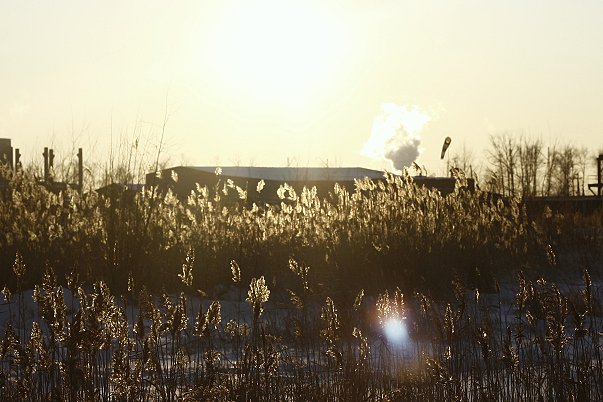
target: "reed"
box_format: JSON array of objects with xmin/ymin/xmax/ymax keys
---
[{"xmin": 0, "ymin": 164, "xmax": 601, "ymax": 400}]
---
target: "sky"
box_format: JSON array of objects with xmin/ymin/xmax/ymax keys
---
[{"xmin": 1, "ymin": 0, "xmax": 602, "ymax": 177}]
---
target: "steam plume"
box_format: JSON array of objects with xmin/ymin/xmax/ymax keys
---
[{"xmin": 362, "ymin": 103, "xmax": 430, "ymax": 171}]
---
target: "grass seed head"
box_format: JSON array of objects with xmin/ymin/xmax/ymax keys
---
[
  {"xmin": 230, "ymin": 260, "xmax": 241, "ymax": 284},
  {"xmin": 12, "ymin": 251, "xmax": 26, "ymax": 279},
  {"xmin": 320, "ymin": 297, "xmax": 340, "ymax": 343},
  {"xmin": 1, "ymin": 286, "xmax": 11, "ymax": 303},
  {"xmin": 247, "ymin": 276, "xmax": 270, "ymax": 321},
  {"xmin": 354, "ymin": 289, "xmax": 365, "ymax": 311},
  {"xmin": 178, "ymin": 247, "xmax": 195, "ymax": 287}
]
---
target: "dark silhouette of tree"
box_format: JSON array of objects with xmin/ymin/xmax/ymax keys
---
[{"xmin": 485, "ymin": 133, "xmax": 589, "ymax": 198}]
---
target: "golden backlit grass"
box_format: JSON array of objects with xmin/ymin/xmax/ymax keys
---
[{"xmin": 0, "ymin": 165, "xmax": 602, "ymax": 400}]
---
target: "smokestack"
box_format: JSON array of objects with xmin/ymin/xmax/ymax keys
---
[{"xmin": 78, "ymin": 148, "xmax": 83, "ymax": 192}]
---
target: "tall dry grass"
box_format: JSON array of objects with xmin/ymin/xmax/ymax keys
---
[
  {"xmin": 1, "ymin": 254, "xmax": 602, "ymax": 401},
  {"xmin": 0, "ymin": 164, "xmax": 602, "ymax": 400},
  {"xmin": 0, "ymin": 165, "xmax": 557, "ymax": 294}
]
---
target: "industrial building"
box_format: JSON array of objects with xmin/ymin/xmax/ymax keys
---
[{"xmin": 145, "ymin": 165, "xmax": 474, "ymax": 205}]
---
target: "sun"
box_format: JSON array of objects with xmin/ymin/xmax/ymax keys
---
[{"xmin": 206, "ymin": 0, "xmax": 346, "ymax": 106}]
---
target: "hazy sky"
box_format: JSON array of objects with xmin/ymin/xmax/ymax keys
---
[{"xmin": 2, "ymin": 0, "xmax": 602, "ymax": 175}]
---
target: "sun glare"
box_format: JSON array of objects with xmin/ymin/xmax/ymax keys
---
[
  {"xmin": 383, "ymin": 318, "xmax": 408, "ymax": 345},
  {"xmin": 206, "ymin": 0, "xmax": 346, "ymax": 106}
]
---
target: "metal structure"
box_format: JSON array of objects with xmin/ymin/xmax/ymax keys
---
[
  {"xmin": 41, "ymin": 146, "xmax": 84, "ymax": 192},
  {"xmin": 588, "ymin": 154, "xmax": 603, "ymax": 197}
]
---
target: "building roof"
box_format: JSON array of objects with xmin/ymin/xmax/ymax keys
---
[
  {"xmin": 183, "ymin": 166, "xmax": 386, "ymax": 182},
  {"xmin": 96, "ymin": 183, "xmax": 144, "ymax": 193}
]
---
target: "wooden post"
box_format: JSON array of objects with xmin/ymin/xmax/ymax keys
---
[
  {"xmin": 48, "ymin": 149, "xmax": 55, "ymax": 182},
  {"xmin": 15, "ymin": 148, "xmax": 20, "ymax": 172},
  {"xmin": 43, "ymin": 147, "xmax": 49, "ymax": 182},
  {"xmin": 78, "ymin": 148, "xmax": 83, "ymax": 193}
]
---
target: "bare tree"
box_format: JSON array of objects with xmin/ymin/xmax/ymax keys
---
[
  {"xmin": 517, "ymin": 136, "xmax": 542, "ymax": 198},
  {"xmin": 485, "ymin": 133, "xmax": 592, "ymax": 198},
  {"xmin": 575, "ymin": 148, "xmax": 588, "ymax": 196},
  {"xmin": 449, "ymin": 142, "xmax": 477, "ymax": 178},
  {"xmin": 541, "ymin": 144, "xmax": 558, "ymax": 196},
  {"xmin": 486, "ymin": 133, "xmax": 518, "ymax": 196},
  {"xmin": 552, "ymin": 145, "xmax": 587, "ymax": 196},
  {"xmin": 555, "ymin": 146, "xmax": 574, "ymax": 196}
]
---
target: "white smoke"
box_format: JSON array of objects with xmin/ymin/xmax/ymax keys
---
[{"xmin": 362, "ymin": 103, "xmax": 430, "ymax": 171}]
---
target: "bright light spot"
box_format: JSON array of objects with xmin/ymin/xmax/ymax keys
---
[
  {"xmin": 383, "ymin": 318, "xmax": 408, "ymax": 344},
  {"xmin": 205, "ymin": 0, "xmax": 347, "ymax": 105}
]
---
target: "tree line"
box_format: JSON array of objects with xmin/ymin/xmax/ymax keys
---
[{"xmin": 450, "ymin": 133, "xmax": 596, "ymax": 198}]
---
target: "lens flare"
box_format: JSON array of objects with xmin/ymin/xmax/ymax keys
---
[{"xmin": 383, "ymin": 317, "xmax": 408, "ymax": 344}]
